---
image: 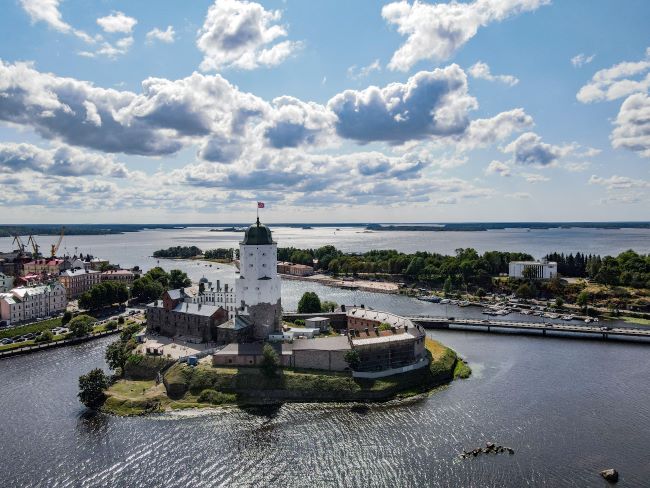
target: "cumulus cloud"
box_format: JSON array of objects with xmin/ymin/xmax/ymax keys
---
[
  {"xmin": 468, "ymin": 61, "xmax": 518, "ymax": 86},
  {"xmin": 460, "ymin": 108, "xmax": 533, "ymax": 149},
  {"xmin": 610, "ymin": 92, "xmax": 650, "ymax": 158},
  {"xmin": 197, "ymin": 0, "xmax": 301, "ymax": 71},
  {"xmin": 577, "ymin": 54, "xmax": 650, "ymax": 103},
  {"xmin": 571, "ymin": 53, "xmax": 595, "ymax": 68},
  {"xmin": 328, "ymin": 64, "xmax": 477, "ymax": 144},
  {"xmin": 503, "ymin": 132, "xmax": 569, "ymax": 166},
  {"xmin": 0, "ymin": 142, "xmax": 131, "ymax": 178},
  {"xmin": 521, "ymin": 172, "xmax": 549, "ymax": 183},
  {"xmin": 146, "ymin": 26, "xmax": 176, "ymax": 44},
  {"xmin": 347, "ymin": 60, "xmax": 381, "ymax": 80},
  {"xmin": 20, "ymin": 0, "xmax": 95, "ymax": 43},
  {"xmin": 96, "ymin": 11, "xmax": 137, "ymax": 34},
  {"xmin": 382, "ymin": 0, "xmax": 549, "ymax": 71},
  {"xmin": 485, "ymin": 160, "xmax": 511, "ymax": 176}
]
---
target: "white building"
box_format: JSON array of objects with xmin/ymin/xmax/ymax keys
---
[
  {"xmin": 0, "ymin": 272, "xmax": 14, "ymax": 292},
  {"xmin": 509, "ymin": 259, "xmax": 558, "ymax": 280},
  {"xmin": 185, "ymin": 278, "xmax": 237, "ymax": 320},
  {"xmin": 235, "ymin": 218, "xmax": 282, "ymax": 340},
  {"xmin": 0, "ymin": 283, "xmax": 68, "ymax": 325}
]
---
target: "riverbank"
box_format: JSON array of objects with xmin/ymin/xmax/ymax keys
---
[
  {"xmin": 102, "ymin": 338, "xmax": 470, "ymax": 416},
  {"xmin": 281, "ymin": 273, "xmax": 400, "ymax": 294}
]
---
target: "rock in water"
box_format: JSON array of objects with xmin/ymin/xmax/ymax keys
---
[{"xmin": 600, "ymin": 469, "xmax": 619, "ymax": 483}]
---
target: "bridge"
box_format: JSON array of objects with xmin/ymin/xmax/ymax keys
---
[{"xmin": 408, "ymin": 316, "xmax": 650, "ymax": 343}]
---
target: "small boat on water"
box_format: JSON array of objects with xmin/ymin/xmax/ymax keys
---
[
  {"xmin": 440, "ymin": 299, "xmax": 450, "ymax": 304},
  {"xmin": 561, "ymin": 314, "xmax": 574, "ymax": 321},
  {"xmin": 458, "ymin": 300, "xmax": 471, "ymax": 307},
  {"xmin": 418, "ymin": 296, "xmax": 441, "ymax": 303}
]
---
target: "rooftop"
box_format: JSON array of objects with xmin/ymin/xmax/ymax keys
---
[
  {"xmin": 292, "ymin": 336, "xmax": 351, "ymax": 351},
  {"xmin": 241, "ymin": 218, "xmax": 274, "ymax": 246}
]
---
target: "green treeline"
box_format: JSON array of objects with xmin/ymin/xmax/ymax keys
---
[
  {"xmin": 153, "ymin": 246, "xmax": 202, "ymax": 258},
  {"xmin": 545, "ymin": 250, "xmax": 650, "ymax": 288},
  {"xmin": 152, "ymin": 246, "xmax": 236, "ymax": 260}
]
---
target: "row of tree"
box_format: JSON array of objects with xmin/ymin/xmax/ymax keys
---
[
  {"xmin": 153, "ymin": 246, "xmax": 202, "ymax": 259},
  {"xmin": 78, "ymin": 281, "xmax": 129, "ymax": 310},
  {"xmin": 131, "ymin": 267, "xmax": 191, "ymax": 303},
  {"xmin": 545, "ymin": 250, "xmax": 650, "ymax": 288}
]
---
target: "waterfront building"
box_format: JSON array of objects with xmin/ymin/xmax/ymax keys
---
[
  {"xmin": 346, "ymin": 308, "xmax": 427, "ymax": 374},
  {"xmin": 145, "ymin": 289, "xmax": 228, "ymax": 343},
  {"xmin": 277, "ymin": 262, "xmax": 314, "ymax": 276},
  {"xmin": 0, "ymin": 272, "xmax": 14, "ymax": 292},
  {"xmin": 0, "ymin": 283, "xmax": 67, "ymax": 325},
  {"xmin": 235, "ymin": 218, "xmax": 282, "ymax": 340},
  {"xmin": 59, "ymin": 268, "xmax": 102, "ymax": 299},
  {"xmin": 509, "ymin": 259, "xmax": 558, "ymax": 280},
  {"xmin": 305, "ymin": 316, "xmax": 331, "ymax": 331}
]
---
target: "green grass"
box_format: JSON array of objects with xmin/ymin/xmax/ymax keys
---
[
  {"xmin": 453, "ymin": 360, "xmax": 472, "ymax": 379},
  {"xmin": 618, "ymin": 316, "xmax": 650, "ymax": 326}
]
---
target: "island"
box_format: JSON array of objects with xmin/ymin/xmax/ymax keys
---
[
  {"xmin": 101, "ymin": 335, "xmax": 470, "ymax": 416},
  {"xmin": 79, "ymin": 218, "xmax": 471, "ymax": 416}
]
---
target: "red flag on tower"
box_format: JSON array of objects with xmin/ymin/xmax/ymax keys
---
[{"xmin": 257, "ymin": 201, "xmax": 265, "ymax": 208}]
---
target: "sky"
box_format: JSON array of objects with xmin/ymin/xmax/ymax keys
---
[{"xmin": 0, "ymin": 0, "xmax": 648, "ymax": 224}]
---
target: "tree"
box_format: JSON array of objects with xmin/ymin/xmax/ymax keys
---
[
  {"xmin": 169, "ymin": 269, "xmax": 191, "ymax": 290},
  {"xmin": 78, "ymin": 368, "xmax": 110, "ymax": 408},
  {"xmin": 79, "ymin": 281, "xmax": 129, "ymax": 310},
  {"xmin": 68, "ymin": 314, "xmax": 96, "ymax": 337},
  {"xmin": 36, "ymin": 330, "xmax": 54, "ymax": 343},
  {"xmin": 131, "ymin": 276, "xmax": 164, "ymax": 302},
  {"xmin": 344, "ymin": 350, "xmax": 361, "ymax": 370},
  {"xmin": 516, "ymin": 283, "xmax": 536, "ymax": 299},
  {"xmin": 378, "ymin": 322, "xmax": 392, "ymax": 331},
  {"xmin": 576, "ymin": 291, "xmax": 589, "ymax": 312},
  {"xmin": 298, "ymin": 292, "xmax": 321, "ymax": 313},
  {"xmin": 260, "ymin": 344, "xmax": 279, "ymax": 377},
  {"xmin": 554, "ymin": 297, "xmax": 564, "ymax": 309},
  {"xmin": 443, "ymin": 276, "xmax": 453, "ymax": 295},
  {"xmin": 321, "ymin": 300, "xmax": 337, "ymax": 312},
  {"xmin": 105, "ymin": 340, "xmax": 129, "ymax": 372},
  {"xmin": 522, "ymin": 266, "xmax": 537, "ymax": 280},
  {"xmin": 475, "ymin": 288, "xmax": 486, "ymax": 298},
  {"xmin": 62, "ymin": 310, "xmax": 73, "ymax": 325}
]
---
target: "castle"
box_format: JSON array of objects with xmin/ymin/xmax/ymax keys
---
[{"xmin": 146, "ymin": 218, "xmax": 282, "ymax": 342}]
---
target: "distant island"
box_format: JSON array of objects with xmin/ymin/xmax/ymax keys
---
[
  {"xmin": 3, "ymin": 221, "xmax": 650, "ymax": 238},
  {"xmin": 366, "ymin": 222, "xmax": 650, "ymax": 232}
]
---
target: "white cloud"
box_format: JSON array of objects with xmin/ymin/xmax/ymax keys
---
[
  {"xmin": 571, "ymin": 53, "xmax": 595, "ymax": 68},
  {"xmin": 96, "ymin": 11, "xmax": 137, "ymax": 34},
  {"xmin": 577, "ymin": 53, "xmax": 650, "ymax": 103},
  {"xmin": 610, "ymin": 92, "xmax": 650, "ymax": 158},
  {"xmin": 589, "ymin": 174, "xmax": 650, "ymax": 190},
  {"xmin": 503, "ymin": 132, "xmax": 570, "ymax": 166},
  {"xmin": 20, "ymin": 0, "xmax": 95, "ymax": 43},
  {"xmin": 146, "ymin": 26, "xmax": 176, "ymax": 44},
  {"xmin": 347, "ymin": 60, "xmax": 381, "ymax": 80},
  {"xmin": 0, "ymin": 142, "xmax": 131, "ymax": 178},
  {"xmin": 521, "ymin": 172, "xmax": 549, "ymax": 183},
  {"xmin": 328, "ymin": 64, "xmax": 478, "ymax": 144},
  {"xmin": 382, "ymin": 0, "xmax": 549, "ymax": 71},
  {"xmin": 197, "ymin": 0, "xmax": 301, "ymax": 71},
  {"xmin": 485, "ymin": 160, "xmax": 511, "ymax": 176},
  {"xmin": 468, "ymin": 61, "xmax": 518, "ymax": 86}
]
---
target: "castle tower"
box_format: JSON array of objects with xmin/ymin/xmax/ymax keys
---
[{"xmin": 236, "ymin": 218, "xmax": 282, "ymax": 340}]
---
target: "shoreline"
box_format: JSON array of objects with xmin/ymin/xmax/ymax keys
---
[{"xmin": 101, "ymin": 339, "xmax": 470, "ymax": 416}]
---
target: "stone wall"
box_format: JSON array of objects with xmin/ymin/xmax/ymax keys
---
[
  {"xmin": 247, "ymin": 298, "xmax": 282, "ymax": 340},
  {"xmin": 292, "ymin": 349, "xmax": 348, "ymax": 372}
]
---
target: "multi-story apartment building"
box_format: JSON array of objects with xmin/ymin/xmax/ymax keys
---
[
  {"xmin": 59, "ymin": 268, "xmax": 102, "ymax": 299},
  {"xmin": 23, "ymin": 259, "xmax": 65, "ymax": 275},
  {"xmin": 0, "ymin": 283, "xmax": 68, "ymax": 325},
  {"xmin": 100, "ymin": 269, "xmax": 136, "ymax": 285},
  {"xmin": 0, "ymin": 272, "xmax": 14, "ymax": 292}
]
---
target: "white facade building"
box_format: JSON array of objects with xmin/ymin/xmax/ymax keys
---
[
  {"xmin": 185, "ymin": 279, "xmax": 237, "ymax": 320},
  {"xmin": 0, "ymin": 272, "xmax": 14, "ymax": 292},
  {"xmin": 0, "ymin": 283, "xmax": 68, "ymax": 325},
  {"xmin": 235, "ymin": 218, "xmax": 282, "ymax": 340},
  {"xmin": 509, "ymin": 259, "xmax": 558, "ymax": 280}
]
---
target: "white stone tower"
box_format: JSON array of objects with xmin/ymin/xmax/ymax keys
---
[{"xmin": 236, "ymin": 217, "xmax": 282, "ymax": 340}]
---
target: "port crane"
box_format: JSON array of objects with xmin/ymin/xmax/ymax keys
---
[
  {"xmin": 12, "ymin": 235, "xmax": 26, "ymax": 253},
  {"xmin": 27, "ymin": 235, "xmax": 40, "ymax": 257},
  {"xmin": 50, "ymin": 226, "xmax": 65, "ymax": 258}
]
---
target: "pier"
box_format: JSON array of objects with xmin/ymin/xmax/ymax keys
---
[{"xmin": 409, "ymin": 316, "xmax": 650, "ymax": 343}]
